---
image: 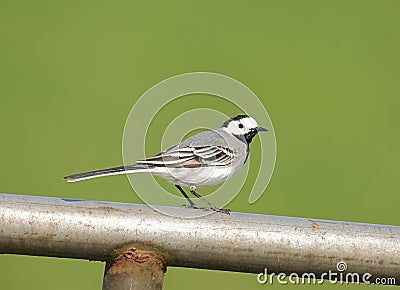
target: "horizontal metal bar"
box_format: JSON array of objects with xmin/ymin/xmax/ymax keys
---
[{"xmin": 0, "ymin": 193, "xmax": 399, "ymax": 284}]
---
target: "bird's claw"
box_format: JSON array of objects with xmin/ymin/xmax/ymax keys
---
[
  {"xmin": 182, "ymin": 204, "xmax": 230, "ymax": 214},
  {"xmin": 203, "ymin": 206, "xmax": 231, "ymax": 215},
  {"xmin": 181, "ymin": 204, "xmax": 201, "ymax": 209},
  {"xmin": 211, "ymin": 206, "xmax": 231, "ymax": 215}
]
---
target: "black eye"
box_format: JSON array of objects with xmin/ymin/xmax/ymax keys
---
[{"xmin": 238, "ymin": 123, "xmax": 244, "ymax": 129}]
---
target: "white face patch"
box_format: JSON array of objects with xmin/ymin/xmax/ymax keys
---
[{"xmin": 223, "ymin": 117, "xmax": 259, "ymax": 135}]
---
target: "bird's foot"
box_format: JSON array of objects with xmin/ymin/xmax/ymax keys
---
[
  {"xmin": 207, "ymin": 206, "xmax": 231, "ymax": 215},
  {"xmin": 181, "ymin": 204, "xmax": 202, "ymax": 210},
  {"xmin": 181, "ymin": 204, "xmax": 230, "ymax": 214}
]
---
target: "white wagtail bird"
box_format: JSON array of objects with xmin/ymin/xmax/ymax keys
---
[{"xmin": 65, "ymin": 115, "xmax": 267, "ymax": 214}]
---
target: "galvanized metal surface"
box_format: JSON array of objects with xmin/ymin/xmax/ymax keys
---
[{"xmin": 0, "ymin": 193, "xmax": 399, "ymax": 284}]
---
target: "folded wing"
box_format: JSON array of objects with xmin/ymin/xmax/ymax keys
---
[{"xmin": 135, "ymin": 146, "xmax": 233, "ymax": 168}]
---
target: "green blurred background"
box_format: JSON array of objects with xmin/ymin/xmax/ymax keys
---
[{"xmin": 1, "ymin": 0, "xmax": 399, "ymax": 289}]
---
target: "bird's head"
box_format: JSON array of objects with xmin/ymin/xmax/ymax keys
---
[{"xmin": 221, "ymin": 115, "xmax": 267, "ymax": 144}]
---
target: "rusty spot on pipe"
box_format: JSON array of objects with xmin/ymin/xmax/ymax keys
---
[
  {"xmin": 103, "ymin": 247, "xmax": 167, "ymax": 290},
  {"xmin": 125, "ymin": 248, "xmax": 166, "ymax": 271}
]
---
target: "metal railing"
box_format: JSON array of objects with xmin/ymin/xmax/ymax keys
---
[{"xmin": 0, "ymin": 193, "xmax": 399, "ymax": 289}]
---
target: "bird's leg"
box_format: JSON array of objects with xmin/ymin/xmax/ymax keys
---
[
  {"xmin": 189, "ymin": 186, "xmax": 231, "ymax": 215},
  {"xmin": 175, "ymin": 185, "xmax": 200, "ymax": 209}
]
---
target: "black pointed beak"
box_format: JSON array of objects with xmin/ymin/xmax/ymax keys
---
[{"xmin": 256, "ymin": 126, "xmax": 268, "ymax": 132}]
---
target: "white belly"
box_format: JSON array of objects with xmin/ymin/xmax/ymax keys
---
[{"xmin": 151, "ymin": 166, "xmax": 236, "ymax": 187}]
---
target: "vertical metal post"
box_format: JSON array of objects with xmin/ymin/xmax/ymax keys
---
[{"xmin": 102, "ymin": 248, "xmax": 167, "ymax": 290}]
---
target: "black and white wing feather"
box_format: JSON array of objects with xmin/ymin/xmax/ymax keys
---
[{"xmin": 135, "ymin": 146, "xmax": 234, "ymax": 168}]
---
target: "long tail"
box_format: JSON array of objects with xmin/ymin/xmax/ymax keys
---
[{"xmin": 64, "ymin": 165, "xmax": 151, "ymax": 182}]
